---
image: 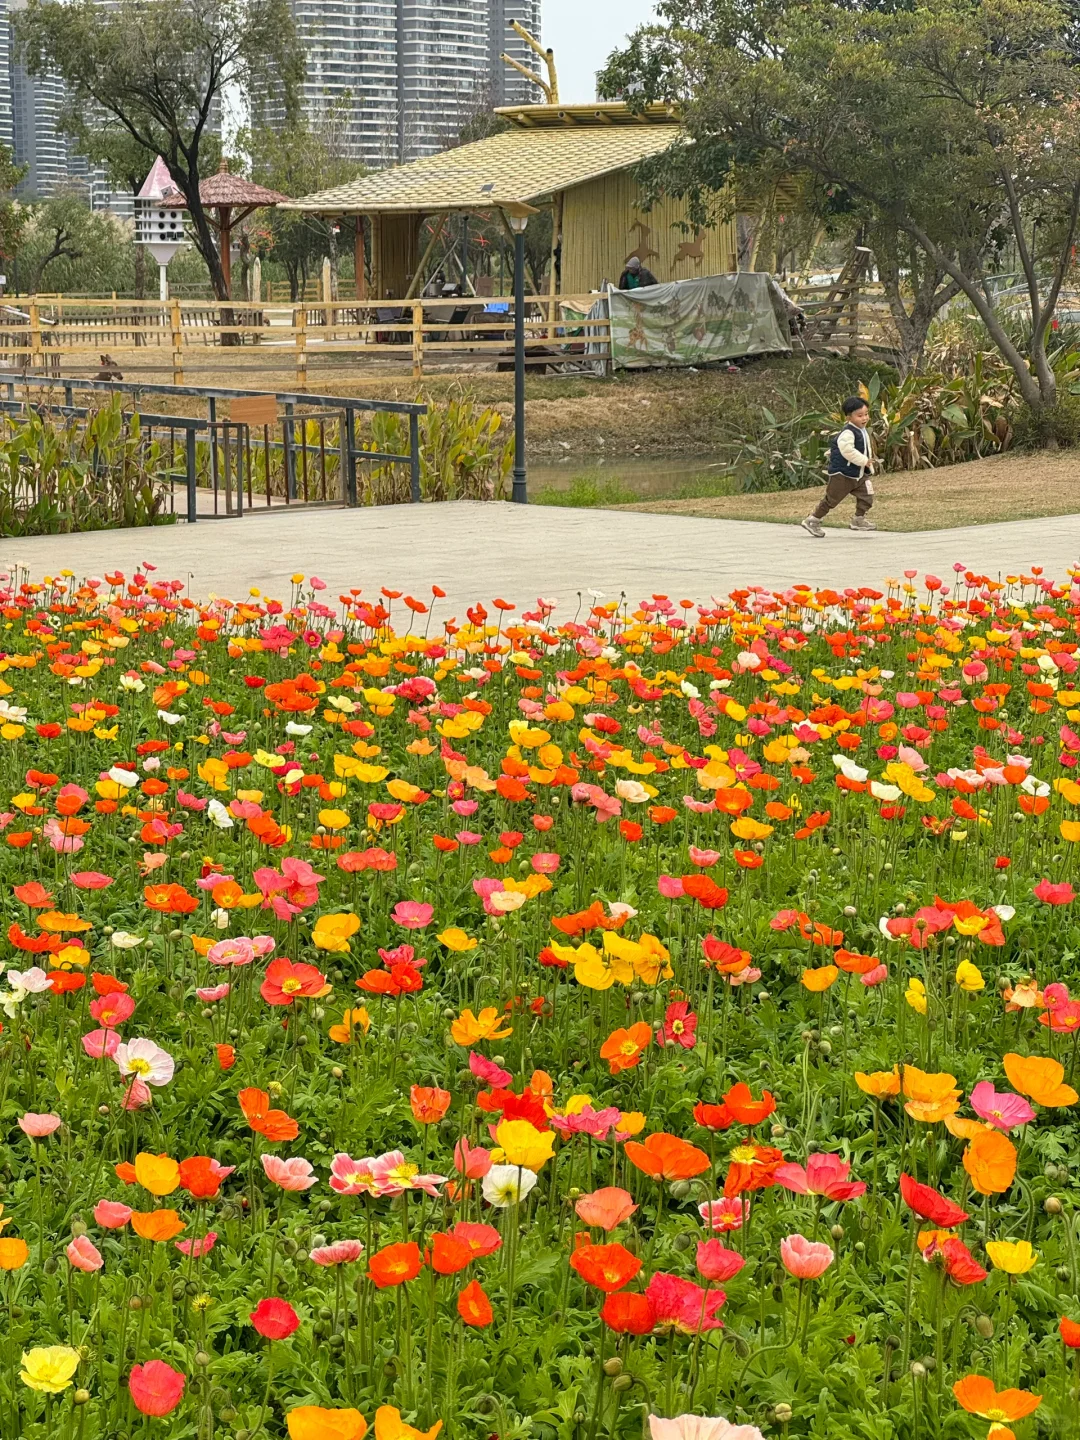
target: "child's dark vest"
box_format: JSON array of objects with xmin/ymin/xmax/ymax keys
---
[{"xmin": 828, "ymin": 423, "xmax": 868, "ymax": 478}]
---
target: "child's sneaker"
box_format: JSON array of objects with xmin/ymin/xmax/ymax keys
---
[
  {"xmin": 800, "ymin": 516, "xmax": 825, "ymax": 538},
  {"xmin": 849, "ymin": 516, "xmax": 876, "ymax": 531}
]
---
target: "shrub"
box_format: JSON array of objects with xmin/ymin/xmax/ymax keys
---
[{"xmin": 1011, "ymin": 393, "xmax": 1080, "ymax": 451}]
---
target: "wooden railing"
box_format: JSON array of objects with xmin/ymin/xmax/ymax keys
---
[{"xmin": 0, "ymin": 294, "xmax": 611, "ymax": 387}]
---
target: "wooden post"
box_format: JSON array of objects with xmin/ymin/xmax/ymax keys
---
[
  {"xmin": 219, "ymin": 208, "xmax": 232, "ymax": 296},
  {"xmin": 296, "ymin": 306, "xmax": 308, "ymax": 390},
  {"xmin": 170, "ymin": 298, "xmax": 184, "ymax": 385},
  {"xmin": 548, "ymin": 192, "xmax": 564, "ymax": 338},
  {"xmin": 412, "ymin": 301, "xmax": 424, "ymax": 378},
  {"xmin": 28, "ymin": 301, "xmax": 42, "ymax": 372},
  {"xmin": 355, "ymin": 217, "xmax": 367, "ymax": 300}
]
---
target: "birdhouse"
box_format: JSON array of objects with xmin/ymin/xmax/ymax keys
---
[{"xmin": 135, "ymin": 156, "xmax": 187, "ymax": 268}]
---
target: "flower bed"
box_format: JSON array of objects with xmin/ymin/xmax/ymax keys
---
[{"xmin": 0, "ymin": 564, "xmax": 1076, "ymax": 1440}]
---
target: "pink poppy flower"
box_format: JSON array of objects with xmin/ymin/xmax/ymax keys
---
[
  {"xmin": 69, "ymin": 871, "xmax": 114, "ymax": 890},
  {"xmin": 66, "ymin": 1235, "xmax": 104, "ymax": 1272},
  {"xmin": 699, "ymin": 1197, "xmax": 748, "ymax": 1232},
  {"xmin": 453, "ymin": 1137, "xmax": 493, "ymax": 1180},
  {"xmin": 696, "ymin": 1240, "xmax": 747, "ymax": 1283},
  {"xmin": 780, "ymin": 1233, "xmax": 834, "ymax": 1279},
  {"xmin": 392, "ymin": 900, "xmax": 434, "ymax": 930},
  {"xmin": 260, "ymin": 1155, "xmax": 318, "ymax": 1191},
  {"xmin": 1034, "ymin": 879, "xmax": 1075, "ymax": 905},
  {"xmin": 456, "ymin": 830, "xmax": 482, "ymax": 845},
  {"xmin": 94, "ymin": 1199, "xmax": 132, "ymax": 1229},
  {"xmin": 451, "ymin": 799, "xmax": 479, "ymax": 817},
  {"xmin": 657, "ymin": 1001, "xmax": 698, "ymax": 1050},
  {"xmin": 728, "ymin": 966, "xmax": 762, "ymax": 987},
  {"xmin": 657, "ymin": 875, "xmax": 685, "ymax": 898},
  {"xmin": 468, "ymin": 1051, "xmax": 512, "ymax": 1087},
  {"xmin": 575, "ymin": 1187, "xmax": 637, "ymax": 1231},
  {"xmin": 550, "ymin": 1104, "xmax": 622, "ymax": 1140},
  {"xmin": 329, "ymin": 1153, "xmax": 384, "ymax": 1196},
  {"xmin": 969, "ymin": 1081, "xmax": 1035, "ymax": 1131},
  {"xmin": 121, "ymin": 1078, "xmax": 153, "ymax": 1111},
  {"xmin": 115, "ymin": 1038, "xmax": 174, "ymax": 1086},
  {"xmin": 861, "ymin": 963, "xmax": 889, "ymax": 987},
  {"xmin": 774, "ymin": 1153, "xmax": 866, "ymax": 1202},
  {"xmin": 18, "ymin": 1112, "xmax": 61, "ymax": 1137},
  {"xmin": 310, "ymin": 1239, "xmax": 365, "ymax": 1266},
  {"xmin": 82, "ymin": 1028, "xmax": 121, "ymax": 1060},
  {"xmin": 688, "ymin": 846, "xmax": 721, "ymax": 868},
  {"xmin": 175, "ymin": 1233, "xmax": 218, "ymax": 1258},
  {"xmin": 195, "ymin": 984, "xmax": 231, "ymax": 1003},
  {"xmin": 44, "ymin": 818, "xmax": 83, "ymax": 854},
  {"xmin": 530, "ymin": 852, "xmax": 561, "ymax": 874},
  {"xmin": 644, "ymin": 1272, "xmax": 725, "ymax": 1333},
  {"xmin": 206, "ymin": 938, "xmax": 255, "ymax": 968}
]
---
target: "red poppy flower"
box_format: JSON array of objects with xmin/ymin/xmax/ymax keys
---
[
  {"xmin": 260, "ymin": 958, "xmax": 327, "ymax": 1006},
  {"xmin": 1060, "ymin": 1316, "xmax": 1080, "ymax": 1348},
  {"xmin": 600, "ymin": 1291, "xmax": 656, "ymax": 1335},
  {"xmin": 249, "ymin": 1297, "xmax": 300, "ymax": 1339},
  {"xmin": 693, "ymin": 1101, "xmax": 734, "ymax": 1132},
  {"xmin": 410, "ymin": 1086, "xmax": 452, "ymax": 1124},
  {"xmin": 899, "ymin": 1173, "xmax": 969, "ymax": 1227},
  {"xmin": 129, "ymin": 1360, "xmax": 186, "ymax": 1417}
]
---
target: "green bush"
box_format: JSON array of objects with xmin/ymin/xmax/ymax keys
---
[
  {"xmin": 1011, "ymin": 393, "xmax": 1080, "ymax": 450},
  {"xmin": 0, "ymin": 398, "xmax": 174, "ymax": 534}
]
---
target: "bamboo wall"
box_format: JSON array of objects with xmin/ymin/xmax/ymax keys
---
[{"xmin": 560, "ymin": 171, "xmax": 738, "ymax": 294}]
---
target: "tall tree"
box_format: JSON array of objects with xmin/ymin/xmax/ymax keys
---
[
  {"xmin": 0, "ymin": 144, "xmax": 27, "ymax": 281},
  {"xmin": 600, "ymin": 0, "xmax": 1080, "ymax": 409},
  {"xmin": 241, "ymin": 99, "xmax": 364, "ymax": 302},
  {"xmin": 16, "ymin": 0, "xmax": 301, "ymax": 303}
]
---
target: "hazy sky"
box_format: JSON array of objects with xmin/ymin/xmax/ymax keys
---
[{"xmin": 543, "ymin": 0, "xmax": 661, "ymax": 104}]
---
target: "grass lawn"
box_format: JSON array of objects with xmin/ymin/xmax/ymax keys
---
[{"xmin": 615, "ymin": 449, "xmax": 1080, "ymax": 531}]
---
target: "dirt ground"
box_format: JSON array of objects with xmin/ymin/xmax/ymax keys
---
[
  {"xmin": 46, "ymin": 352, "xmax": 870, "ymax": 458},
  {"xmin": 620, "ymin": 450, "xmax": 1080, "ymax": 531}
]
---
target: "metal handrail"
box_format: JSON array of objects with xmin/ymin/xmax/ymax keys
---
[{"xmin": 0, "ymin": 373, "xmax": 427, "ymax": 517}]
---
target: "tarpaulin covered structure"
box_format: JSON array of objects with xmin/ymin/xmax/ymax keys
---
[{"xmin": 605, "ymin": 271, "xmax": 792, "ymax": 369}]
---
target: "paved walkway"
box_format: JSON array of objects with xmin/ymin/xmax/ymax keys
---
[{"xmin": 6, "ymin": 503, "xmax": 1079, "ymax": 607}]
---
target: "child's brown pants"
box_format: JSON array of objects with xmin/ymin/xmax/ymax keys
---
[{"xmin": 811, "ymin": 472, "xmax": 874, "ymax": 520}]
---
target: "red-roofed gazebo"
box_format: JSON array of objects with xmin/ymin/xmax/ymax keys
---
[{"xmin": 199, "ymin": 161, "xmax": 290, "ymax": 296}]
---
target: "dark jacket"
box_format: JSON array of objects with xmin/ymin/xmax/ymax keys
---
[
  {"xmin": 618, "ymin": 266, "xmax": 659, "ymax": 291},
  {"xmin": 828, "ymin": 422, "xmax": 870, "ymax": 479}
]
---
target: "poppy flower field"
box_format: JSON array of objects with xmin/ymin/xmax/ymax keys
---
[{"xmin": 0, "ymin": 563, "xmax": 1078, "ymax": 1440}]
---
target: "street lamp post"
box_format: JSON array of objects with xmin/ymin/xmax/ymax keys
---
[{"xmin": 509, "ymin": 212, "xmax": 529, "ymax": 504}]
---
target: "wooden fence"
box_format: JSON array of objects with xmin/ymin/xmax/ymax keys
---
[{"xmin": 0, "ymin": 282, "xmax": 901, "ymax": 386}]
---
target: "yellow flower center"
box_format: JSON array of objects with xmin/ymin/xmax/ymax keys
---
[
  {"xmin": 281, "ymin": 978, "xmax": 302, "ymax": 994},
  {"xmin": 129, "ymin": 1058, "xmax": 151, "ymax": 1076}
]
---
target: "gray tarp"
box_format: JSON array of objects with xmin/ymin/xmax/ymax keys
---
[{"xmin": 606, "ymin": 271, "xmax": 792, "ymax": 369}]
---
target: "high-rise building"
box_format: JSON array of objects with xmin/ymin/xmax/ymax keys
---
[
  {"xmin": 281, "ymin": 0, "xmax": 543, "ymax": 169},
  {"xmin": 489, "ymin": 0, "xmax": 542, "ymax": 109}
]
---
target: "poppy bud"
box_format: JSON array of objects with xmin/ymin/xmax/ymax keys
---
[
  {"xmin": 771, "ymin": 1124, "xmax": 786, "ymax": 1139},
  {"xmin": 773, "ymin": 1404, "xmax": 793, "ymax": 1423},
  {"xmin": 669, "ymin": 1180, "xmax": 691, "ymax": 1200},
  {"xmin": 818, "ymin": 1041, "xmax": 832, "ymax": 1057},
  {"xmin": 611, "ymin": 1374, "xmax": 634, "ymax": 1392},
  {"xmin": 830, "ymin": 1225, "xmax": 844, "ymax": 1241},
  {"xmin": 603, "ymin": 1357, "xmax": 622, "ymax": 1376},
  {"xmin": 672, "ymin": 1233, "xmax": 693, "ymax": 1252},
  {"xmin": 1045, "ymin": 1196, "xmax": 1063, "ymax": 1215},
  {"xmin": 910, "ymin": 1362, "xmax": 926, "ymax": 1379},
  {"xmin": 772, "ymin": 1285, "xmax": 785, "ymax": 1302},
  {"xmin": 74, "ymin": 1390, "xmax": 90, "ymax": 1405}
]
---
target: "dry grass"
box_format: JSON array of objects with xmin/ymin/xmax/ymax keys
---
[{"xmin": 617, "ymin": 451, "xmax": 1080, "ymax": 531}]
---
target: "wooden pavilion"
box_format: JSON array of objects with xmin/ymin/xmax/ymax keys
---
[{"xmin": 283, "ymin": 101, "xmax": 739, "ymax": 303}]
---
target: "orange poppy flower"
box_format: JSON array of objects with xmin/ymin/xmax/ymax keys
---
[
  {"xmin": 963, "ymin": 1129, "xmax": 1017, "ymax": 1195},
  {"xmin": 723, "ymin": 1082, "xmax": 776, "ymax": 1126},
  {"xmin": 1002, "ymin": 1053, "xmax": 1079, "ymax": 1108},
  {"xmin": 599, "ymin": 1022, "xmax": 652, "ymax": 1075},
  {"xmin": 456, "ymin": 1279, "xmax": 493, "ymax": 1328},
  {"xmin": 624, "ymin": 1132, "xmax": 710, "ymax": 1182},
  {"xmin": 569, "ymin": 1242, "xmax": 642, "ymax": 1293},
  {"xmin": 368, "ymin": 1241, "xmax": 422, "ymax": 1289},
  {"xmin": 130, "ymin": 1209, "xmax": 186, "ymax": 1242},
  {"xmin": 238, "ymin": 1088, "xmax": 300, "ymax": 1143},
  {"xmin": 834, "ymin": 949, "xmax": 879, "ymax": 976},
  {"xmin": 855, "ymin": 1068, "xmax": 901, "ymax": 1098},
  {"xmin": 427, "ymin": 1233, "xmax": 471, "ymax": 1276},
  {"xmin": 952, "ymin": 1374, "xmax": 1041, "ymax": 1422},
  {"xmin": 681, "ymin": 875, "xmax": 729, "ymax": 909},
  {"xmin": 723, "ymin": 1143, "xmax": 785, "ymax": 1196}
]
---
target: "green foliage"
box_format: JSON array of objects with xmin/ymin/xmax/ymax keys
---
[
  {"xmin": 0, "ymin": 398, "xmax": 174, "ymax": 534},
  {"xmin": 358, "ymin": 394, "xmax": 514, "ymax": 503},
  {"xmin": 15, "ymin": 194, "xmax": 134, "ymax": 295},
  {"xmin": 600, "ymin": 0, "xmax": 1080, "ymax": 411},
  {"xmin": 16, "ymin": 0, "xmax": 303, "ymax": 301},
  {"xmin": 1011, "ymin": 394, "xmax": 1080, "ymax": 450},
  {"xmin": 534, "ymin": 473, "xmax": 642, "ymax": 508}
]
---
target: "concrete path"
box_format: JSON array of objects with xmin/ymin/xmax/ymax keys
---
[{"xmin": 5, "ymin": 502, "xmax": 1079, "ymax": 608}]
